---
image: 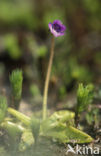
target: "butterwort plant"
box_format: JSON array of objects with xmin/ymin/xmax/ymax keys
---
[{"xmin": 42, "ymin": 20, "xmax": 66, "ymax": 120}]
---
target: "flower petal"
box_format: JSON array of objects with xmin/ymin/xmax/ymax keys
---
[
  {"xmin": 53, "ymin": 20, "xmax": 63, "ymax": 26},
  {"xmin": 52, "ymin": 30, "xmax": 65, "ymax": 37},
  {"xmin": 48, "ymin": 23, "xmax": 53, "ymax": 32},
  {"xmin": 61, "ymin": 25, "xmax": 66, "ymax": 32},
  {"xmin": 48, "ymin": 20, "xmax": 66, "ymax": 37}
]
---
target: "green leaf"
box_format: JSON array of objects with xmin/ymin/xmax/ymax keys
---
[
  {"xmin": 41, "ymin": 121, "xmax": 93, "ymax": 143},
  {"xmin": 0, "ymin": 96, "xmax": 8, "ymax": 123},
  {"xmin": 19, "ymin": 130, "xmax": 34, "ymax": 151},
  {"xmin": 50, "ymin": 110, "xmax": 75, "ymax": 123},
  {"xmin": 30, "ymin": 117, "xmax": 40, "ymax": 143},
  {"xmin": 41, "ymin": 111, "xmax": 93, "ymax": 143},
  {"xmin": 1, "ymin": 121, "xmax": 24, "ymax": 140},
  {"xmin": 65, "ymin": 125, "xmax": 93, "ymax": 143},
  {"xmin": 8, "ymin": 107, "xmax": 31, "ymax": 126},
  {"xmin": 41, "ymin": 110, "xmax": 75, "ymax": 134}
]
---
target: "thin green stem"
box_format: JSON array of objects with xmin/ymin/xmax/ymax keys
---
[{"xmin": 42, "ymin": 35, "xmax": 55, "ymax": 120}]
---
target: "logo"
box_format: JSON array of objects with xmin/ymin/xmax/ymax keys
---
[{"xmin": 66, "ymin": 144, "xmax": 100, "ymax": 155}]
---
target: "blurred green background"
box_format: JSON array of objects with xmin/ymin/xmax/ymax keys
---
[{"xmin": 0, "ymin": 0, "xmax": 101, "ymax": 104}]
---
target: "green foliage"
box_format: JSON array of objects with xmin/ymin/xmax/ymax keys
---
[
  {"xmin": 0, "ymin": 0, "xmax": 36, "ymax": 29},
  {"xmin": 41, "ymin": 110, "xmax": 74, "ymax": 134},
  {"xmin": 0, "ymin": 96, "xmax": 8, "ymax": 123},
  {"xmin": 9, "ymin": 69, "xmax": 23, "ymax": 100},
  {"xmin": 19, "ymin": 130, "xmax": 34, "ymax": 151},
  {"xmin": 8, "ymin": 108, "xmax": 93, "ymax": 144},
  {"xmin": 86, "ymin": 107, "xmax": 100, "ymax": 126},
  {"xmin": 71, "ymin": 65, "xmax": 92, "ymax": 82},
  {"xmin": 1, "ymin": 121, "xmax": 24, "ymax": 141},
  {"xmin": 41, "ymin": 111, "xmax": 93, "ymax": 143},
  {"xmin": 49, "ymin": 110, "xmax": 75, "ymax": 124},
  {"xmin": 30, "ymin": 117, "xmax": 40, "ymax": 144},
  {"xmin": 8, "ymin": 108, "xmax": 31, "ymax": 127},
  {"xmin": 4, "ymin": 34, "xmax": 22, "ymax": 59},
  {"xmin": 54, "ymin": 58, "xmax": 93, "ymax": 89},
  {"xmin": 30, "ymin": 84, "xmax": 40, "ymax": 97},
  {"xmin": 76, "ymin": 83, "xmax": 94, "ymax": 114},
  {"xmin": 36, "ymin": 45, "xmax": 47, "ymax": 58},
  {"xmin": 46, "ymin": 124, "xmax": 93, "ymax": 143},
  {"xmin": 59, "ymin": 86, "xmax": 67, "ymax": 99}
]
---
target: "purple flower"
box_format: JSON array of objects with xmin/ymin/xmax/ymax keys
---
[{"xmin": 48, "ymin": 20, "xmax": 66, "ymax": 37}]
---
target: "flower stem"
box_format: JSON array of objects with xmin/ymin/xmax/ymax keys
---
[{"xmin": 42, "ymin": 35, "xmax": 55, "ymax": 120}]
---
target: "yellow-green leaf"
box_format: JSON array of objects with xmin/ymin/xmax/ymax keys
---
[
  {"xmin": 19, "ymin": 130, "xmax": 34, "ymax": 151},
  {"xmin": 8, "ymin": 107, "xmax": 31, "ymax": 126}
]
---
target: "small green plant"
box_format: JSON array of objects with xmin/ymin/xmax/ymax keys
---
[
  {"xmin": 0, "ymin": 96, "xmax": 8, "ymax": 123},
  {"xmin": 75, "ymin": 83, "xmax": 94, "ymax": 127},
  {"xmin": 9, "ymin": 69, "xmax": 23, "ymax": 109},
  {"xmin": 86, "ymin": 107, "xmax": 100, "ymax": 128}
]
